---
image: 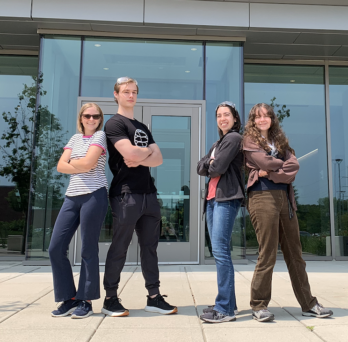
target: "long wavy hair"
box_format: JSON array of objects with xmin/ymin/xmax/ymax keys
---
[{"xmin": 244, "ymin": 103, "xmax": 295, "ymax": 156}]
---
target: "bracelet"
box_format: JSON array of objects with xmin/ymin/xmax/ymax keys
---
[{"xmin": 68, "ymin": 159, "xmax": 71, "ymax": 164}]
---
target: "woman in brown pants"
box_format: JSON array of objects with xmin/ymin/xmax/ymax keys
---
[{"xmin": 243, "ymin": 103, "xmax": 333, "ymax": 322}]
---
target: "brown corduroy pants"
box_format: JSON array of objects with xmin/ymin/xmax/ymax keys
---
[{"xmin": 248, "ymin": 190, "xmax": 317, "ymax": 311}]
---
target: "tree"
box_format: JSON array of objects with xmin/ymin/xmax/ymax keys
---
[
  {"xmin": 270, "ymin": 97, "xmax": 290, "ymax": 124},
  {"xmin": 0, "ymin": 73, "xmax": 67, "ymax": 253}
]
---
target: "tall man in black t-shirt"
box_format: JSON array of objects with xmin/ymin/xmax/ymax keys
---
[{"xmin": 102, "ymin": 77, "xmax": 177, "ymax": 317}]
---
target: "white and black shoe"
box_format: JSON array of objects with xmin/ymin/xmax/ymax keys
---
[
  {"xmin": 203, "ymin": 305, "xmax": 238, "ymax": 316},
  {"xmin": 252, "ymin": 309, "xmax": 274, "ymax": 322},
  {"xmin": 200, "ymin": 310, "xmax": 236, "ymax": 323},
  {"xmin": 144, "ymin": 294, "xmax": 178, "ymax": 315},
  {"xmin": 302, "ymin": 302, "xmax": 333, "ymax": 318},
  {"xmin": 101, "ymin": 296, "xmax": 129, "ymax": 317}
]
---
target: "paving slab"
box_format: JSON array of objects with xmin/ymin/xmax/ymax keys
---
[
  {"xmin": 202, "ymin": 327, "xmax": 323, "ymax": 342},
  {"xmin": 91, "ymin": 327, "xmax": 204, "ymax": 342},
  {"xmin": 0, "ymin": 261, "xmax": 346, "ymax": 342},
  {"xmin": 0, "ymin": 328, "xmax": 98, "ymax": 342},
  {"xmin": 313, "ymin": 325, "xmax": 348, "ymax": 342}
]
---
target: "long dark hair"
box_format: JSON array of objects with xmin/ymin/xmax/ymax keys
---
[{"xmin": 215, "ymin": 103, "xmax": 242, "ymax": 139}]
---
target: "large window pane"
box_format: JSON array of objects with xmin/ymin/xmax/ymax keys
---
[
  {"xmin": 329, "ymin": 66, "xmax": 348, "ymax": 257},
  {"xmin": 81, "ymin": 38, "xmax": 203, "ymax": 100},
  {"xmin": 26, "ymin": 37, "xmax": 81, "ymax": 260},
  {"xmin": 205, "ymin": 42, "xmax": 244, "ymax": 261},
  {"xmin": 206, "ymin": 42, "xmax": 243, "ymax": 150},
  {"xmin": 245, "ymin": 64, "xmax": 330, "ymax": 258},
  {"xmin": 0, "ymin": 56, "xmax": 38, "ymax": 257}
]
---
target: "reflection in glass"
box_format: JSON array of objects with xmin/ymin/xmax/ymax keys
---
[
  {"xmin": 81, "ymin": 38, "xmax": 203, "ymax": 101},
  {"xmin": 245, "ymin": 64, "xmax": 330, "ymax": 258},
  {"xmin": 26, "ymin": 37, "xmax": 81, "ymax": 260},
  {"xmin": 205, "ymin": 42, "xmax": 243, "ymax": 151},
  {"xmin": 329, "ymin": 66, "xmax": 348, "ymax": 257},
  {"xmin": 150, "ymin": 116, "xmax": 191, "ymax": 242},
  {"xmin": 205, "ymin": 43, "xmax": 245, "ymax": 260},
  {"xmin": 0, "ymin": 56, "xmax": 38, "ymax": 257}
]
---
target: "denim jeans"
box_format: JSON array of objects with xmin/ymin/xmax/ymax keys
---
[{"xmin": 206, "ymin": 198, "xmax": 242, "ymax": 316}]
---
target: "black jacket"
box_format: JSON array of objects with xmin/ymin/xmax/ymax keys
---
[{"xmin": 197, "ymin": 130, "xmax": 245, "ymax": 213}]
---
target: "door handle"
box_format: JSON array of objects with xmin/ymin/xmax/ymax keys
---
[{"xmin": 201, "ymin": 189, "xmax": 206, "ymax": 199}]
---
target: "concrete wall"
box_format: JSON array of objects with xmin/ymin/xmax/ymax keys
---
[{"xmin": 1, "ymin": 0, "xmax": 348, "ymax": 32}]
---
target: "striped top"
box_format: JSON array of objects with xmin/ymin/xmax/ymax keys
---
[{"xmin": 64, "ymin": 131, "xmax": 108, "ymax": 197}]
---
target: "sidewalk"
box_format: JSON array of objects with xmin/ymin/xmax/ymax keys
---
[{"xmin": 0, "ymin": 260, "xmax": 347, "ymax": 342}]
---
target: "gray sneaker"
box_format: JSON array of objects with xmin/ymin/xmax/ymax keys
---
[
  {"xmin": 302, "ymin": 302, "xmax": 333, "ymax": 318},
  {"xmin": 200, "ymin": 310, "xmax": 236, "ymax": 323},
  {"xmin": 203, "ymin": 305, "xmax": 238, "ymax": 316},
  {"xmin": 252, "ymin": 309, "xmax": 274, "ymax": 322}
]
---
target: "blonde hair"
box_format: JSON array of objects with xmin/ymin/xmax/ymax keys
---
[
  {"xmin": 114, "ymin": 77, "xmax": 139, "ymax": 104},
  {"xmin": 77, "ymin": 103, "xmax": 104, "ymax": 134}
]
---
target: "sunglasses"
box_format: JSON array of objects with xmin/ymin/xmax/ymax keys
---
[
  {"xmin": 82, "ymin": 114, "xmax": 101, "ymax": 120},
  {"xmin": 216, "ymin": 101, "xmax": 236, "ymax": 111},
  {"xmin": 116, "ymin": 77, "xmax": 138, "ymax": 85}
]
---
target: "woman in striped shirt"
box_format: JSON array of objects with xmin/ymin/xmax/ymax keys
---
[{"xmin": 49, "ymin": 103, "xmax": 108, "ymax": 319}]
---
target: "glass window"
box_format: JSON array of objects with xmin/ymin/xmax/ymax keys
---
[
  {"xmin": 329, "ymin": 66, "xmax": 348, "ymax": 257},
  {"xmin": 205, "ymin": 42, "xmax": 243, "ymax": 150},
  {"xmin": 81, "ymin": 38, "xmax": 203, "ymax": 101},
  {"xmin": 26, "ymin": 37, "xmax": 81, "ymax": 260},
  {"xmin": 245, "ymin": 64, "xmax": 330, "ymax": 258},
  {"xmin": 0, "ymin": 55, "xmax": 38, "ymax": 257},
  {"xmin": 205, "ymin": 42, "xmax": 244, "ymax": 261}
]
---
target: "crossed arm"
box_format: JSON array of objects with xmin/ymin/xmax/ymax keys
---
[
  {"xmin": 245, "ymin": 150, "xmax": 299, "ymax": 184},
  {"xmin": 114, "ymin": 139, "xmax": 163, "ymax": 168},
  {"xmin": 57, "ymin": 145, "xmax": 103, "ymax": 174}
]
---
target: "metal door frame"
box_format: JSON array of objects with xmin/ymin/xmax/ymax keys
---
[{"xmin": 71, "ymin": 97, "xmax": 206, "ymax": 265}]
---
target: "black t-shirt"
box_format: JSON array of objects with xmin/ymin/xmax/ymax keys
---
[{"xmin": 104, "ymin": 114, "xmax": 157, "ymax": 197}]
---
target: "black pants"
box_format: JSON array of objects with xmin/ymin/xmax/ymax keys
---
[
  {"xmin": 49, "ymin": 187, "xmax": 108, "ymax": 302},
  {"xmin": 104, "ymin": 192, "xmax": 161, "ymax": 297}
]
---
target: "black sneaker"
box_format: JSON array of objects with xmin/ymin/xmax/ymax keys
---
[
  {"xmin": 51, "ymin": 299, "xmax": 80, "ymax": 317},
  {"xmin": 101, "ymin": 296, "xmax": 129, "ymax": 317},
  {"xmin": 71, "ymin": 300, "xmax": 93, "ymax": 319},
  {"xmin": 252, "ymin": 309, "xmax": 274, "ymax": 322},
  {"xmin": 302, "ymin": 302, "xmax": 333, "ymax": 318},
  {"xmin": 203, "ymin": 305, "xmax": 238, "ymax": 316},
  {"xmin": 144, "ymin": 294, "xmax": 178, "ymax": 315},
  {"xmin": 200, "ymin": 310, "xmax": 236, "ymax": 323}
]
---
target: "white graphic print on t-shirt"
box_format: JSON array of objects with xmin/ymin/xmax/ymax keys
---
[{"xmin": 134, "ymin": 129, "xmax": 149, "ymax": 147}]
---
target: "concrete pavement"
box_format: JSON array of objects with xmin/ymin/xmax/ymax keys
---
[{"xmin": 0, "ymin": 260, "xmax": 347, "ymax": 342}]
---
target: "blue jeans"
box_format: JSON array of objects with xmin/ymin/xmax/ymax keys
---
[
  {"xmin": 49, "ymin": 187, "xmax": 108, "ymax": 302},
  {"xmin": 206, "ymin": 198, "xmax": 242, "ymax": 316}
]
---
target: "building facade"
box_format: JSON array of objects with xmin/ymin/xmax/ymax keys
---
[{"xmin": 0, "ymin": 0, "xmax": 347, "ymax": 265}]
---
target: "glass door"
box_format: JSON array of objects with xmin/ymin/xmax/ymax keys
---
[{"xmin": 143, "ymin": 105, "xmax": 201, "ymax": 263}]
